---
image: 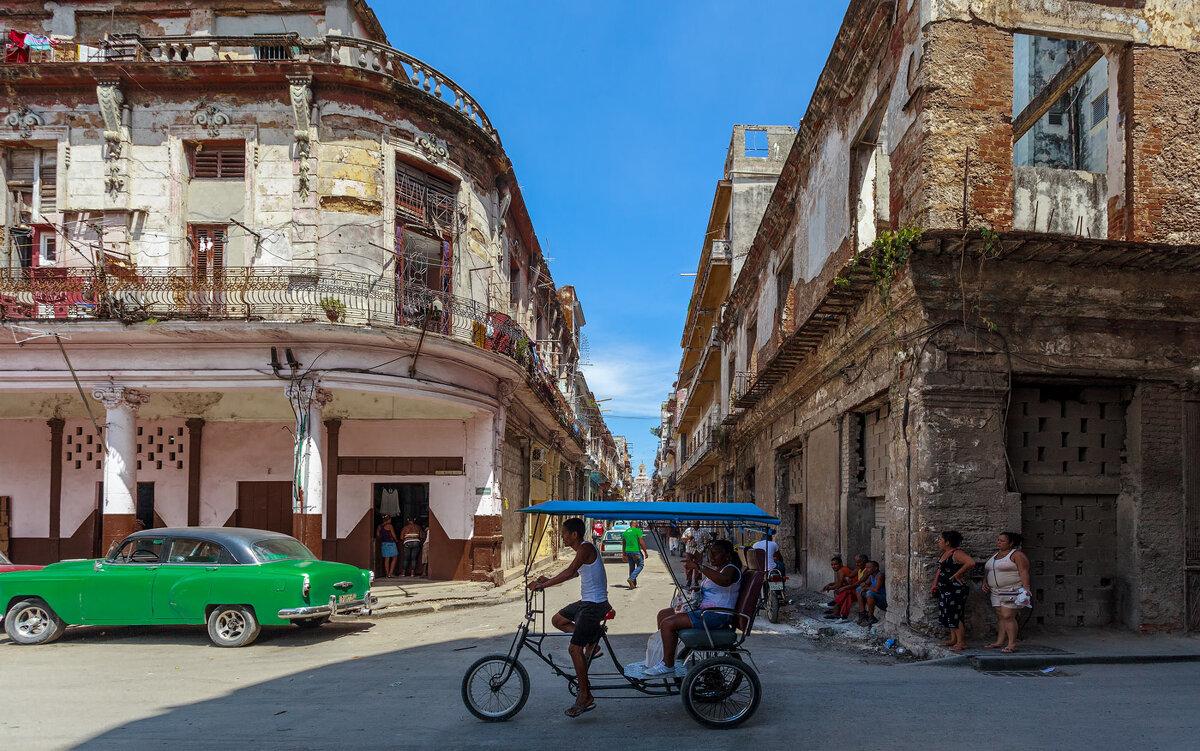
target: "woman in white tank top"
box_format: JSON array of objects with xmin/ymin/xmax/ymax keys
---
[{"xmin": 982, "ymin": 531, "xmax": 1031, "ymax": 653}]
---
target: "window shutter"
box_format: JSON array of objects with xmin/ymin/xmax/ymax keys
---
[
  {"xmin": 190, "ymin": 144, "xmax": 245, "ymax": 178},
  {"xmin": 211, "ymin": 227, "xmax": 226, "ymax": 269},
  {"xmin": 39, "ymin": 149, "xmax": 57, "ymax": 207}
]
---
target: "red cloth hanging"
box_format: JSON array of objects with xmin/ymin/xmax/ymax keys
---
[{"xmin": 5, "ymin": 30, "xmax": 30, "ymax": 63}]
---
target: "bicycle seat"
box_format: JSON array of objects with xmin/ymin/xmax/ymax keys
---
[{"xmin": 603, "ymin": 609, "xmax": 616, "ymax": 621}]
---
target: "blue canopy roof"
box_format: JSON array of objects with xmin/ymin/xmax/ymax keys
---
[{"xmin": 517, "ymin": 500, "xmax": 779, "ymax": 526}]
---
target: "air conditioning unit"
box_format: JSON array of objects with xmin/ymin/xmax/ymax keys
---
[{"xmin": 531, "ymin": 447, "xmax": 547, "ymax": 463}]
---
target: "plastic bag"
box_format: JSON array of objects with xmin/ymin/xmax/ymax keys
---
[
  {"xmin": 671, "ymin": 587, "xmax": 701, "ymax": 614},
  {"xmin": 645, "ymin": 631, "xmax": 664, "ymax": 667}
]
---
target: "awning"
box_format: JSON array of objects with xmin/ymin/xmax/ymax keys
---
[{"xmin": 517, "ymin": 500, "xmax": 779, "ymax": 526}]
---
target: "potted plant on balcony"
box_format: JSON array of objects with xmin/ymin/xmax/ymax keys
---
[{"xmin": 318, "ymin": 296, "xmax": 346, "ymax": 322}]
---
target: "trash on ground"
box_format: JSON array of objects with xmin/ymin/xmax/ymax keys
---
[{"xmin": 389, "ymin": 681, "xmax": 404, "ymax": 687}]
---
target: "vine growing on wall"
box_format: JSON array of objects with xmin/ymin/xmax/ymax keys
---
[
  {"xmin": 960, "ymin": 226, "xmax": 1003, "ymax": 333},
  {"xmin": 834, "ymin": 225, "xmax": 924, "ymax": 356}
]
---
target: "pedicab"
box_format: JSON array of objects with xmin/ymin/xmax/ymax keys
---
[{"xmin": 460, "ymin": 500, "xmax": 780, "ymax": 729}]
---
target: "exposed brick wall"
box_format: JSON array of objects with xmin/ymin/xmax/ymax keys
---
[
  {"xmin": 913, "ymin": 21, "xmax": 1015, "ymax": 232},
  {"xmin": 1127, "ymin": 48, "xmax": 1200, "ymax": 244}
]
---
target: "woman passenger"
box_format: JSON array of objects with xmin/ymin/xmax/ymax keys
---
[{"xmin": 644, "ymin": 539, "xmax": 742, "ymax": 676}]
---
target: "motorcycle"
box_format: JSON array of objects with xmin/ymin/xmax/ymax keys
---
[{"xmin": 764, "ymin": 567, "xmax": 787, "ymax": 623}]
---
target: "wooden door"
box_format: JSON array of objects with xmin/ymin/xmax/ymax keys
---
[{"xmin": 235, "ymin": 481, "xmax": 293, "ymax": 534}]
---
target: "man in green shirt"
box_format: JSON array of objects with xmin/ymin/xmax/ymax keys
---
[{"xmin": 622, "ymin": 522, "xmax": 648, "ymax": 589}]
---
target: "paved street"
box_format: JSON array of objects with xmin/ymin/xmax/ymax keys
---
[{"xmin": 3, "ymin": 548, "xmax": 1200, "ymax": 750}]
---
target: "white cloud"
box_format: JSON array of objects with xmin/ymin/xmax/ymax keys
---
[{"xmin": 582, "ymin": 348, "xmax": 676, "ymax": 419}]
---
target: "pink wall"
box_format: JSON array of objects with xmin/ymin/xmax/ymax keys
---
[
  {"xmin": 338, "ymin": 419, "xmax": 472, "ymax": 539},
  {"xmin": 0, "ymin": 420, "xmax": 51, "ymax": 537},
  {"xmin": 200, "ymin": 422, "xmax": 294, "ymax": 528}
]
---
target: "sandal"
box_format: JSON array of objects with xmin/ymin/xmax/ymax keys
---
[
  {"xmin": 565, "ymin": 702, "xmax": 596, "ymax": 718},
  {"xmin": 1001, "ymin": 646, "xmax": 1017, "ymax": 653},
  {"xmin": 948, "ymin": 645, "xmax": 968, "ymax": 651},
  {"xmin": 984, "ymin": 643, "xmax": 1002, "ymax": 649}
]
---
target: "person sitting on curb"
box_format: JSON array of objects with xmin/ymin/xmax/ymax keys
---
[
  {"xmin": 854, "ymin": 560, "xmax": 887, "ymax": 625},
  {"xmin": 825, "ymin": 553, "xmax": 867, "ymax": 620},
  {"xmin": 821, "ymin": 555, "xmax": 852, "ymax": 595}
]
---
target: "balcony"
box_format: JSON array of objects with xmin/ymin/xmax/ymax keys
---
[
  {"xmin": 5, "ymin": 33, "xmax": 497, "ymax": 145},
  {"xmin": 0, "ymin": 265, "xmax": 583, "ymax": 439}
]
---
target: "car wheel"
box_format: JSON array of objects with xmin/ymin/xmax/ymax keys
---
[
  {"xmin": 4, "ymin": 598, "xmax": 67, "ymax": 645},
  {"xmin": 294, "ymin": 616, "xmax": 330, "ymax": 629},
  {"xmin": 206, "ymin": 605, "xmax": 261, "ymax": 647}
]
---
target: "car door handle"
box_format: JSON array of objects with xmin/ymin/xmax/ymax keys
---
[
  {"xmin": 206, "ymin": 566, "xmax": 218, "ymax": 572},
  {"xmin": 144, "ymin": 565, "xmax": 159, "ymax": 571}
]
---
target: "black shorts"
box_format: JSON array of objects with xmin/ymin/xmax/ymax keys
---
[{"xmin": 557, "ymin": 600, "xmax": 611, "ymax": 646}]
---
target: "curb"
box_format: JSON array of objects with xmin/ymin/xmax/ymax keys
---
[
  {"xmin": 369, "ymin": 591, "xmax": 526, "ymax": 619},
  {"xmin": 969, "ymin": 652, "xmax": 1200, "ymax": 670}
]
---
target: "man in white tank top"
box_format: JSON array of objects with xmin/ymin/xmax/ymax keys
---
[{"xmin": 528, "ymin": 517, "xmax": 611, "ymax": 718}]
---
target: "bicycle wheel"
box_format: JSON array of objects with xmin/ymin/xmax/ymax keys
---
[
  {"xmin": 462, "ymin": 654, "xmax": 530, "ymax": 722},
  {"xmin": 681, "ymin": 656, "xmax": 762, "ymax": 729}
]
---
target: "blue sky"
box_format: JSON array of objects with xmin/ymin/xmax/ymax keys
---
[{"xmin": 376, "ymin": 1, "xmax": 851, "ymax": 472}]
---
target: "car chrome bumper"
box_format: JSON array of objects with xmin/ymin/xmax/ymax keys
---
[{"xmin": 278, "ymin": 592, "xmax": 380, "ymax": 620}]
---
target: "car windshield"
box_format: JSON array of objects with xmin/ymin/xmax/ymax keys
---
[
  {"xmin": 252, "ymin": 538, "xmax": 317, "ymax": 562},
  {"xmin": 604, "ymin": 531, "xmax": 623, "ymax": 541}
]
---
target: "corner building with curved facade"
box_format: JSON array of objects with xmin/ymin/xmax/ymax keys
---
[{"xmin": 0, "ymin": 0, "xmax": 606, "ymax": 581}]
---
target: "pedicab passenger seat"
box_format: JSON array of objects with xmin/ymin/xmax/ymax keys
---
[{"xmin": 676, "ymin": 567, "xmax": 766, "ymax": 650}]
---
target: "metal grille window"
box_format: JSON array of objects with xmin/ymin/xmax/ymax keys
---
[
  {"xmin": 396, "ymin": 161, "xmax": 457, "ymax": 232},
  {"xmin": 188, "ymin": 143, "xmax": 246, "ymax": 179},
  {"xmin": 254, "ymin": 45, "xmax": 290, "ymax": 61}
]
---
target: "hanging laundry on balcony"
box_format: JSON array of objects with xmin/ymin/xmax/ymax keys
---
[
  {"xmin": 25, "ymin": 35, "xmax": 54, "ymax": 51},
  {"xmin": 5, "ymin": 31, "xmax": 29, "ymax": 63}
]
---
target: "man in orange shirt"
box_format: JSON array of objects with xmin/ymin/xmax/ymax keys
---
[{"xmin": 825, "ymin": 554, "xmax": 867, "ymax": 620}]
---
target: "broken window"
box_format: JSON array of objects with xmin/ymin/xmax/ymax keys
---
[
  {"xmin": 1012, "ymin": 34, "xmax": 1108, "ymax": 236},
  {"xmin": 744, "ymin": 128, "xmax": 768, "ymax": 158},
  {"xmin": 396, "ymin": 161, "xmax": 457, "ymax": 234},
  {"xmin": 6, "ymin": 147, "xmax": 56, "ymax": 224},
  {"xmin": 775, "ymin": 253, "xmax": 793, "ymax": 331},
  {"xmin": 850, "ymin": 105, "xmax": 889, "ymax": 252},
  {"xmin": 188, "ymin": 142, "xmax": 246, "ymax": 179}
]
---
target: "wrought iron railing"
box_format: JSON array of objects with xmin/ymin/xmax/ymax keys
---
[
  {"xmin": 32, "ymin": 33, "xmax": 499, "ymax": 144},
  {"xmin": 0, "ymin": 265, "xmax": 582, "ymax": 437}
]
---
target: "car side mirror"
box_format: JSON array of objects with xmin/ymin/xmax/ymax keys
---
[{"xmin": 94, "ymin": 561, "xmax": 103, "ymax": 571}]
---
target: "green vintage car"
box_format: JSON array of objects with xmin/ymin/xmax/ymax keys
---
[{"xmin": 0, "ymin": 527, "xmax": 377, "ymax": 647}]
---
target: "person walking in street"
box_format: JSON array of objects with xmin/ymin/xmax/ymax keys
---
[
  {"xmin": 400, "ymin": 517, "xmax": 424, "ymax": 577},
  {"xmin": 377, "ymin": 515, "xmax": 399, "ymax": 578},
  {"xmin": 668, "ymin": 522, "xmax": 681, "ymax": 556},
  {"xmin": 982, "ymin": 531, "xmax": 1032, "ymax": 653},
  {"xmin": 592, "ymin": 520, "xmax": 604, "ymax": 546},
  {"xmin": 622, "ymin": 521, "xmax": 648, "ymax": 588},
  {"xmin": 527, "ymin": 517, "xmax": 610, "ymax": 718},
  {"xmin": 931, "ymin": 530, "xmax": 975, "ymax": 650}
]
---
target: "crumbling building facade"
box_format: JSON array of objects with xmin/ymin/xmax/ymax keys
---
[
  {"xmin": 666, "ymin": 0, "xmax": 1200, "ymax": 638},
  {"xmin": 0, "ymin": 0, "xmax": 611, "ymax": 582}
]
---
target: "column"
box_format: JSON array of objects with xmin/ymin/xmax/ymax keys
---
[
  {"xmin": 185, "ymin": 418, "xmax": 205, "ymax": 526},
  {"xmin": 324, "ymin": 418, "xmax": 342, "ymax": 561},
  {"xmin": 470, "ymin": 380, "xmax": 513, "ymax": 583},
  {"xmin": 92, "ymin": 385, "xmax": 149, "ymax": 554},
  {"xmin": 286, "ymin": 381, "xmax": 332, "ymax": 557},
  {"xmin": 47, "ymin": 418, "xmax": 65, "ymax": 561}
]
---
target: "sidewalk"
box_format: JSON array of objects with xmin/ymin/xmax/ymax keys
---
[
  {"xmin": 786, "ymin": 584, "xmax": 1200, "ymax": 669},
  {"xmin": 367, "ymin": 554, "xmax": 561, "ymax": 618}
]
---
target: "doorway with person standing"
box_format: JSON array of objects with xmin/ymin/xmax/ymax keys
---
[{"xmin": 373, "ymin": 483, "xmax": 429, "ymax": 578}]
